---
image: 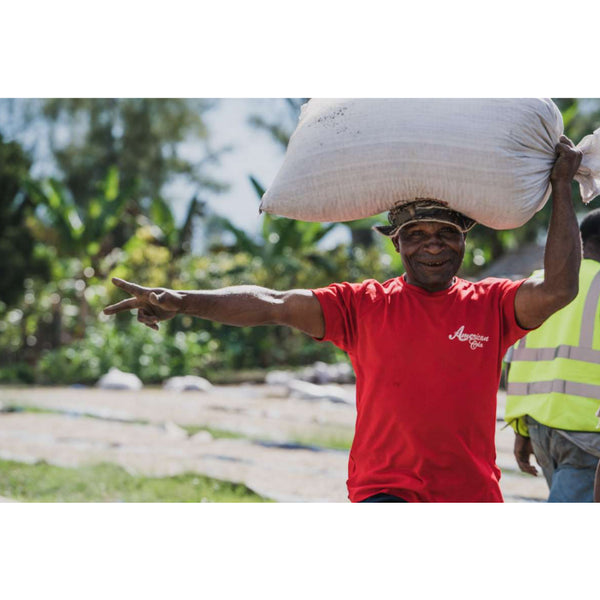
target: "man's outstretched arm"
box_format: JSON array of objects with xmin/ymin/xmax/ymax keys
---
[
  {"xmin": 514, "ymin": 136, "xmax": 583, "ymax": 330},
  {"xmin": 103, "ymin": 278, "xmax": 326, "ymax": 339}
]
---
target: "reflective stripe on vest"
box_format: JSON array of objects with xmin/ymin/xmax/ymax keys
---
[
  {"xmin": 507, "ymin": 267, "xmax": 600, "ymax": 401},
  {"xmin": 507, "ymin": 379, "xmax": 600, "ymax": 398},
  {"xmin": 581, "ymin": 268, "xmax": 600, "ymax": 346},
  {"xmin": 511, "ymin": 344, "xmax": 600, "ymax": 364}
]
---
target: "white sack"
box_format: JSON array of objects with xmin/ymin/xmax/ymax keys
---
[{"xmin": 259, "ymin": 99, "xmax": 600, "ymax": 230}]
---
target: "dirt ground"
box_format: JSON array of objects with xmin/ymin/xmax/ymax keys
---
[{"xmin": 0, "ymin": 385, "xmax": 549, "ymax": 502}]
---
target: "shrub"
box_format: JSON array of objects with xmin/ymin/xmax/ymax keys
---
[{"xmin": 36, "ymin": 320, "xmax": 221, "ymax": 385}]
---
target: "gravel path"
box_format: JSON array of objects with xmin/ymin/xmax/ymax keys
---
[{"xmin": 0, "ymin": 385, "xmax": 548, "ymax": 502}]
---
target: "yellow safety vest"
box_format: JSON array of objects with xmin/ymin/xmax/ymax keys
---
[{"xmin": 505, "ymin": 259, "xmax": 600, "ymax": 436}]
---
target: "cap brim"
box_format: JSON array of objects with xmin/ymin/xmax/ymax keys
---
[
  {"xmin": 372, "ymin": 224, "xmax": 399, "ymax": 237},
  {"xmin": 373, "ymin": 218, "xmax": 471, "ymax": 238},
  {"xmin": 373, "ymin": 200, "xmax": 477, "ymax": 237}
]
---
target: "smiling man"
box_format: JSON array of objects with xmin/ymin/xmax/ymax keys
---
[{"xmin": 104, "ymin": 136, "xmax": 583, "ymax": 502}]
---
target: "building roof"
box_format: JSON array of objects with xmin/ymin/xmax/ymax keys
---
[{"xmin": 479, "ymin": 241, "xmax": 545, "ymax": 281}]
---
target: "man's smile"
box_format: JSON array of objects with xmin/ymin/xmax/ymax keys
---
[{"xmin": 418, "ymin": 258, "xmax": 451, "ymax": 268}]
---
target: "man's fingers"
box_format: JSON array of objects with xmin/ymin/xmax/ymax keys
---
[
  {"xmin": 559, "ymin": 134, "xmax": 574, "ymax": 147},
  {"xmin": 103, "ymin": 297, "xmax": 140, "ymax": 314},
  {"xmin": 138, "ymin": 308, "xmax": 158, "ymax": 323},
  {"xmin": 137, "ymin": 309, "xmax": 160, "ymax": 330},
  {"xmin": 112, "ymin": 277, "xmax": 148, "ymax": 297},
  {"xmin": 149, "ymin": 291, "xmax": 161, "ymax": 305},
  {"xmin": 556, "ymin": 142, "xmax": 573, "ymax": 154},
  {"xmin": 104, "ymin": 278, "xmax": 150, "ymax": 315},
  {"xmin": 105, "ymin": 279, "xmax": 173, "ymax": 325},
  {"xmin": 139, "ymin": 318, "xmax": 159, "ymax": 331},
  {"xmin": 516, "ymin": 459, "xmax": 538, "ymax": 476},
  {"xmin": 149, "ymin": 291, "xmax": 176, "ymax": 310}
]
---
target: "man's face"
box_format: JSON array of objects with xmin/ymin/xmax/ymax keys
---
[{"xmin": 393, "ymin": 221, "xmax": 465, "ymax": 293}]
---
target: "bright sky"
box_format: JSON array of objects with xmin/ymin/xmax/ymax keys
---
[
  {"xmin": 0, "ymin": 97, "xmax": 350, "ymax": 248},
  {"xmin": 169, "ymin": 98, "xmax": 350, "ymax": 248},
  {"xmin": 0, "ymin": 98, "xmax": 295, "ymax": 238},
  {"xmin": 189, "ymin": 98, "xmax": 288, "ymax": 233}
]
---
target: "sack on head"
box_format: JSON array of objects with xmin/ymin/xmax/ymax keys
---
[{"xmin": 259, "ymin": 98, "xmax": 600, "ymax": 230}]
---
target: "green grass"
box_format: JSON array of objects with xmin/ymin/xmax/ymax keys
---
[
  {"xmin": 179, "ymin": 425, "xmax": 247, "ymax": 440},
  {"xmin": 0, "ymin": 403, "xmax": 149, "ymax": 425},
  {"xmin": 182, "ymin": 424, "xmax": 353, "ymax": 450},
  {"xmin": 0, "ymin": 459, "xmax": 270, "ymax": 502},
  {"xmin": 2, "ymin": 401, "xmax": 354, "ymax": 450},
  {"xmin": 0, "ymin": 404, "xmax": 56, "ymax": 416},
  {"xmin": 290, "ymin": 431, "xmax": 353, "ymax": 451}
]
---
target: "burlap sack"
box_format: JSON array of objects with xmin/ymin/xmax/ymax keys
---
[{"xmin": 259, "ymin": 98, "xmax": 600, "ymax": 230}]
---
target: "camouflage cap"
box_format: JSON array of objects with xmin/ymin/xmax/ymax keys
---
[{"xmin": 373, "ymin": 199, "xmax": 476, "ymax": 237}]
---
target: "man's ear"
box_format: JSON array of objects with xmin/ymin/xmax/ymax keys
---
[{"xmin": 392, "ymin": 234, "xmax": 401, "ymax": 253}]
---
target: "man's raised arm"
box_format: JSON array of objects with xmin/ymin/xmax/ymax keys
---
[
  {"xmin": 103, "ymin": 278, "xmax": 326, "ymax": 339},
  {"xmin": 514, "ymin": 136, "xmax": 583, "ymax": 330}
]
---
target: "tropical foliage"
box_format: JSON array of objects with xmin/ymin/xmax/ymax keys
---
[{"xmin": 1, "ymin": 98, "xmax": 599, "ymax": 384}]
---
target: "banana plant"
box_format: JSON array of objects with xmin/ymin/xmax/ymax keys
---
[
  {"xmin": 25, "ymin": 166, "xmax": 130, "ymax": 265},
  {"xmin": 148, "ymin": 194, "xmax": 206, "ymax": 258},
  {"xmin": 206, "ymin": 176, "xmax": 341, "ymax": 282}
]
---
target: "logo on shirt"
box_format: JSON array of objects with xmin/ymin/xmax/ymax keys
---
[{"xmin": 448, "ymin": 325, "xmax": 490, "ymax": 350}]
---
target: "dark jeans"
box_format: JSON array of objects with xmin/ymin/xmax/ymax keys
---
[
  {"xmin": 360, "ymin": 493, "xmax": 407, "ymax": 503},
  {"xmin": 526, "ymin": 416, "xmax": 599, "ymax": 502}
]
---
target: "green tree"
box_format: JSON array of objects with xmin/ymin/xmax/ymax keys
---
[
  {"xmin": 248, "ymin": 98, "xmax": 308, "ymax": 151},
  {"xmin": 6, "ymin": 99, "xmax": 229, "ymax": 251},
  {"xmin": 0, "ymin": 134, "xmax": 49, "ymax": 306},
  {"xmin": 3, "ymin": 168, "xmax": 132, "ymax": 353},
  {"xmin": 42, "ymin": 99, "xmax": 226, "ymax": 204},
  {"xmin": 26, "ymin": 168, "xmax": 129, "ymax": 266},
  {"xmin": 206, "ymin": 176, "xmax": 340, "ymax": 286}
]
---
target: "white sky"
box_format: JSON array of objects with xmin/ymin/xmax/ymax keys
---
[
  {"xmin": 182, "ymin": 98, "xmax": 288, "ymax": 232},
  {"xmin": 0, "ymin": 98, "xmax": 295, "ymax": 237},
  {"xmin": 152, "ymin": 98, "xmax": 351, "ymax": 248}
]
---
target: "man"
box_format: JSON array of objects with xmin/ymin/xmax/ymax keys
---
[
  {"xmin": 596, "ymin": 454, "xmax": 600, "ymax": 502},
  {"xmin": 104, "ymin": 136, "xmax": 582, "ymax": 502},
  {"xmin": 596, "ymin": 415, "xmax": 600, "ymax": 502},
  {"xmin": 505, "ymin": 208, "xmax": 600, "ymax": 502}
]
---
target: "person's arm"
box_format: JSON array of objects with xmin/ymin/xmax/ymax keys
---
[
  {"xmin": 514, "ymin": 136, "xmax": 583, "ymax": 330},
  {"xmin": 594, "ymin": 459, "xmax": 600, "ymax": 502},
  {"xmin": 513, "ymin": 432, "xmax": 538, "ymax": 476},
  {"xmin": 103, "ymin": 278, "xmax": 326, "ymax": 339}
]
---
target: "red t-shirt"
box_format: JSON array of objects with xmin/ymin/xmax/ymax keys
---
[{"xmin": 312, "ymin": 275, "xmax": 528, "ymax": 502}]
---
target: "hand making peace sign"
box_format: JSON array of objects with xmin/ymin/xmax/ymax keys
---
[{"xmin": 103, "ymin": 278, "xmax": 183, "ymax": 330}]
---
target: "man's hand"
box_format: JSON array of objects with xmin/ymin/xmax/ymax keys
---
[
  {"xmin": 550, "ymin": 135, "xmax": 583, "ymax": 184},
  {"xmin": 514, "ymin": 432, "xmax": 538, "ymax": 476},
  {"xmin": 103, "ymin": 277, "xmax": 182, "ymax": 330}
]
